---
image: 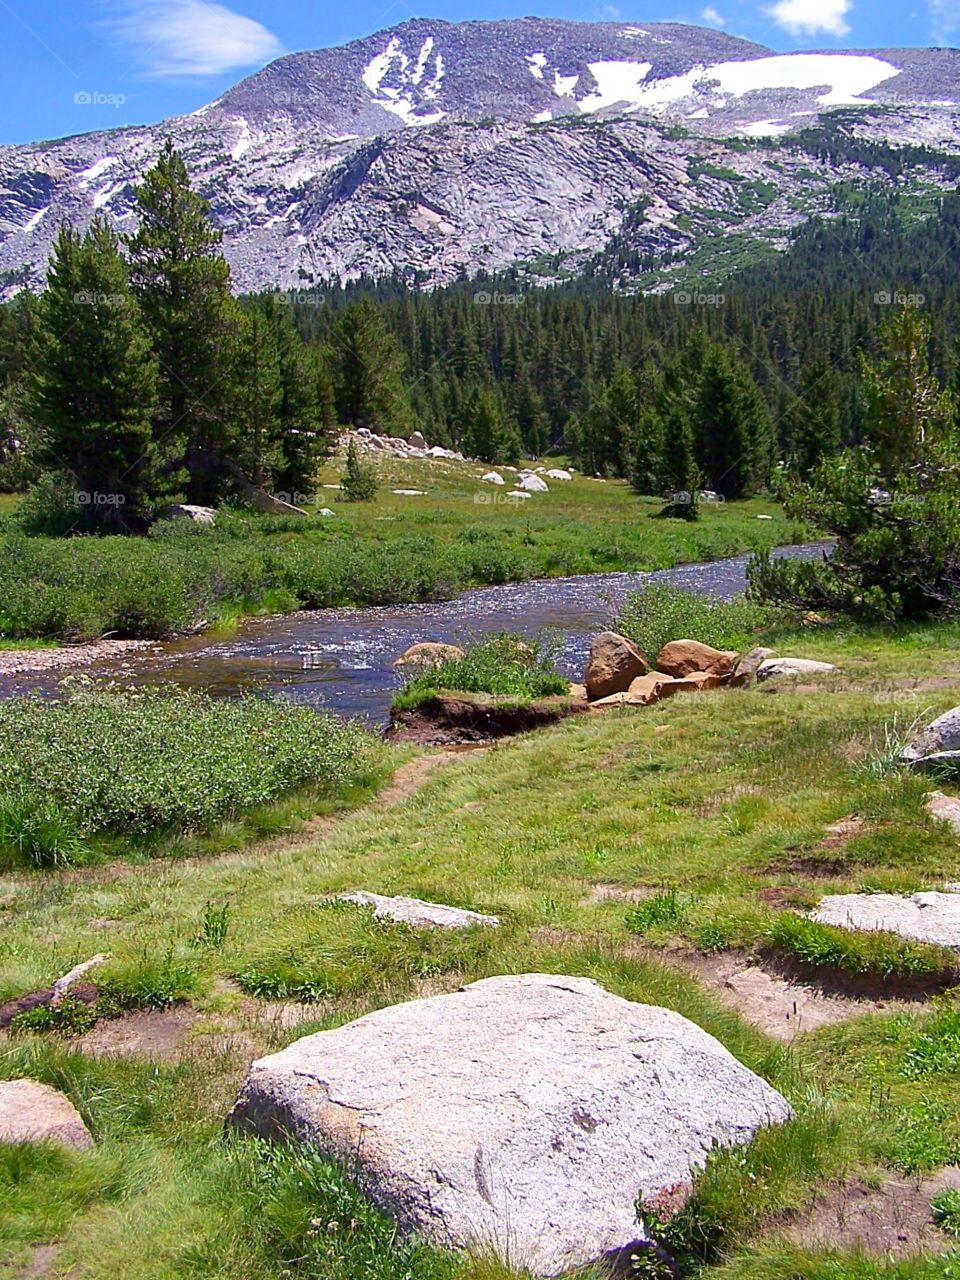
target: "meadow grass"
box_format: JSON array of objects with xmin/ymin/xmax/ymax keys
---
[
  {"xmin": 0, "ymin": 454, "xmax": 800, "ymax": 642},
  {"xmin": 4, "ymin": 616, "xmax": 960, "ymax": 1275}
]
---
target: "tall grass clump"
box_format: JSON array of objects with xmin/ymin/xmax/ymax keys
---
[
  {"xmin": 614, "ymin": 584, "xmax": 778, "ymax": 662},
  {"xmin": 392, "ymin": 632, "xmax": 569, "ymax": 710},
  {"xmin": 0, "ymin": 679, "xmax": 376, "ymax": 862},
  {"xmin": 765, "ymin": 914, "xmax": 956, "ymax": 982}
]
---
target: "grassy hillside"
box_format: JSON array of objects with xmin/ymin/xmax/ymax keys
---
[{"xmin": 4, "ymin": 616, "xmax": 960, "ymax": 1276}]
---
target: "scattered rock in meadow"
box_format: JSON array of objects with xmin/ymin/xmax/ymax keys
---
[
  {"xmin": 393, "ymin": 642, "xmax": 465, "ymax": 669},
  {"xmin": 658, "ymin": 671, "xmax": 728, "ymax": 695},
  {"xmin": 902, "ymin": 706, "xmax": 960, "ymax": 771},
  {"xmin": 569, "ymin": 682, "xmax": 588, "ymax": 701},
  {"xmin": 925, "ymin": 791, "xmax": 960, "ymax": 836},
  {"xmin": 228, "ymin": 973, "xmax": 792, "ymax": 1276},
  {"xmin": 656, "ymin": 640, "xmax": 737, "ymax": 680},
  {"xmin": 508, "ymin": 490, "xmax": 532, "ymax": 499},
  {"xmin": 732, "ymin": 647, "xmax": 777, "ymax": 685},
  {"xmin": 517, "ymin": 473, "xmax": 549, "ymax": 493},
  {"xmin": 812, "ymin": 892, "xmax": 960, "ymax": 949},
  {"xmin": 481, "ymin": 471, "xmax": 505, "ymax": 485},
  {"xmin": 337, "ymin": 892, "xmax": 499, "ymax": 929},
  {"xmin": 628, "ymin": 672, "xmax": 676, "ymax": 705},
  {"xmin": 408, "ymin": 431, "xmax": 428, "ymax": 450},
  {"xmin": 168, "ymin": 503, "xmax": 217, "ymax": 526},
  {"xmin": 756, "ymin": 658, "xmax": 836, "ymax": 683},
  {"xmin": 318, "ymin": 508, "xmax": 335, "ymax": 517},
  {"xmin": 393, "ymin": 489, "xmax": 427, "ymax": 496},
  {"xmin": 0, "ymin": 1080, "xmax": 93, "ymax": 1151},
  {"xmin": 546, "ymin": 468, "xmax": 572, "ymax": 481},
  {"xmin": 585, "ymin": 631, "xmax": 649, "ymax": 701}
]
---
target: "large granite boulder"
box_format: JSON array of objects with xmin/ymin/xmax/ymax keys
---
[
  {"xmin": 0, "ymin": 1080, "xmax": 93, "ymax": 1151},
  {"xmin": 656, "ymin": 640, "xmax": 737, "ymax": 679},
  {"xmin": 585, "ymin": 632, "xmax": 649, "ymax": 701},
  {"xmin": 903, "ymin": 707, "xmax": 960, "ymax": 772},
  {"xmin": 228, "ymin": 973, "xmax": 792, "ymax": 1276}
]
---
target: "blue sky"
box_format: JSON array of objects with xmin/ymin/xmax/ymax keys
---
[{"xmin": 0, "ymin": 0, "xmax": 953, "ymax": 145}]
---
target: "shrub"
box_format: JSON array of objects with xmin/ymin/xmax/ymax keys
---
[
  {"xmin": 614, "ymin": 583, "xmax": 776, "ymax": 664},
  {"xmin": 392, "ymin": 632, "xmax": 569, "ymax": 710},
  {"xmin": 933, "ymin": 1186, "xmax": 960, "ymax": 1238},
  {"xmin": 902, "ymin": 996, "xmax": 960, "ymax": 1079},
  {"xmin": 0, "ymin": 680, "xmax": 376, "ymax": 854}
]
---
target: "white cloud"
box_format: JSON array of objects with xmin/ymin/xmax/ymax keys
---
[
  {"xmin": 930, "ymin": 0, "xmax": 960, "ymax": 43},
  {"xmin": 765, "ymin": 0, "xmax": 853, "ymax": 37},
  {"xmin": 107, "ymin": 0, "xmax": 283, "ymax": 77},
  {"xmin": 701, "ymin": 6, "xmax": 726, "ymax": 23}
]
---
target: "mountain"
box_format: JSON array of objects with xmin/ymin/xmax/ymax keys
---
[{"xmin": 2, "ymin": 17, "xmax": 960, "ymax": 296}]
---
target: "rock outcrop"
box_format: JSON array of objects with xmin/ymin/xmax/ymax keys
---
[
  {"xmin": 585, "ymin": 632, "xmax": 648, "ymax": 701},
  {"xmin": 903, "ymin": 707, "xmax": 960, "ymax": 772},
  {"xmin": 228, "ymin": 973, "xmax": 792, "ymax": 1275},
  {"xmin": 656, "ymin": 640, "xmax": 737, "ymax": 679}
]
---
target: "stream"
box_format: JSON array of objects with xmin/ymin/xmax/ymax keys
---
[{"xmin": 0, "ymin": 544, "xmax": 829, "ymax": 724}]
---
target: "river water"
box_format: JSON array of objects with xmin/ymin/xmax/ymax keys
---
[{"xmin": 1, "ymin": 544, "xmax": 828, "ymax": 724}]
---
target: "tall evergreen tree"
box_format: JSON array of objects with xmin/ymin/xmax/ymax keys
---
[
  {"xmin": 333, "ymin": 299, "xmax": 412, "ymax": 435},
  {"xmin": 26, "ymin": 220, "xmax": 161, "ymax": 529},
  {"xmin": 126, "ymin": 139, "xmax": 239, "ymax": 500},
  {"xmin": 694, "ymin": 346, "xmax": 772, "ymax": 498},
  {"xmin": 789, "ymin": 359, "xmax": 842, "ymax": 475}
]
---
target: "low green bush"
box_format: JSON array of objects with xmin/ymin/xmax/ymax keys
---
[
  {"xmin": 614, "ymin": 583, "xmax": 778, "ymax": 663},
  {"xmin": 902, "ymin": 996, "xmax": 960, "ymax": 1079},
  {"xmin": 392, "ymin": 632, "xmax": 569, "ymax": 710},
  {"xmin": 0, "ymin": 680, "xmax": 375, "ymax": 860}
]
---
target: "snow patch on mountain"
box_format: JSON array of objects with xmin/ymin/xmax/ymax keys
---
[
  {"xmin": 576, "ymin": 52, "xmax": 900, "ymax": 117},
  {"xmin": 362, "ymin": 35, "xmax": 446, "ymax": 126},
  {"xmin": 76, "ymin": 156, "xmax": 118, "ymax": 188}
]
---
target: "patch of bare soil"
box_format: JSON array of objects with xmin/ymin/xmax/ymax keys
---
[
  {"xmin": 78, "ymin": 1006, "xmax": 202, "ymax": 1060},
  {"xmin": 779, "ymin": 814, "xmax": 882, "ymax": 877},
  {"xmin": 0, "ymin": 639, "xmax": 157, "ymax": 677},
  {"xmin": 782, "ymin": 1167, "xmax": 960, "ymax": 1257},
  {"xmin": 15, "ymin": 1244, "xmax": 60, "ymax": 1280},
  {"xmin": 675, "ymin": 950, "xmax": 931, "ymax": 1041},
  {"xmin": 0, "ymin": 982, "xmax": 98, "ymax": 1030},
  {"xmin": 386, "ymin": 694, "xmax": 586, "ymax": 746}
]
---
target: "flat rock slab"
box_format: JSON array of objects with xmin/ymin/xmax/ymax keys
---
[
  {"xmin": 228, "ymin": 973, "xmax": 792, "ymax": 1275},
  {"xmin": 756, "ymin": 658, "xmax": 836, "ymax": 682},
  {"xmin": 0, "ymin": 1079, "xmax": 93, "ymax": 1151},
  {"xmin": 337, "ymin": 892, "xmax": 499, "ymax": 929},
  {"xmin": 813, "ymin": 892, "xmax": 960, "ymax": 948}
]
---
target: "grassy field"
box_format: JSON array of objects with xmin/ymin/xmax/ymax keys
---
[
  {"xmin": 0, "ymin": 453, "xmax": 801, "ymax": 642},
  {"xmin": 4, "ymin": 614, "xmax": 960, "ymax": 1277}
]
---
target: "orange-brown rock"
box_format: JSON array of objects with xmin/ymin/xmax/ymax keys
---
[
  {"xmin": 627, "ymin": 672, "xmax": 675, "ymax": 705},
  {"xmin": 656, "ymin": 640, "xmax": 737, "ymax": 679},
  {"xmin": 585, "ymin": 632, "xmax": 649, "ymax": 701}
]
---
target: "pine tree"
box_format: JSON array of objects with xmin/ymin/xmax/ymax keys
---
[
  {"xmin": 333, "ymin": 299, "xmax": 412, "ymax": 435},
  {"xmin": 659, "ymin": 405, "xmax": 700, "ymax": 519},
  {"xmin": 235, "ymin": 304, "xmax": 283, "ymax": 488},
  {"xmin": 460, "ymin": 385, "xmax": 520, "ymax": 463},
  {"xmin": 26, "ymin": 220, "xmax": 161, "ymax": 530},
  {"xmin": 861, "ymin": 304, "xmax": 953, "ymax": 475},
  {"xmin": 126, "ymin": 139, "xmax": 239, "ymax": 501},
  {"xmin": 790, "ymin": 359, "xmax": 841, "ymax": 476},
  {"xmin": 341, "ymin": 438, "xmax": 378, "ymax": 502},
  {"xmin": 694, "ymin": 347, "xmax": 771, "ymax": 498}
]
